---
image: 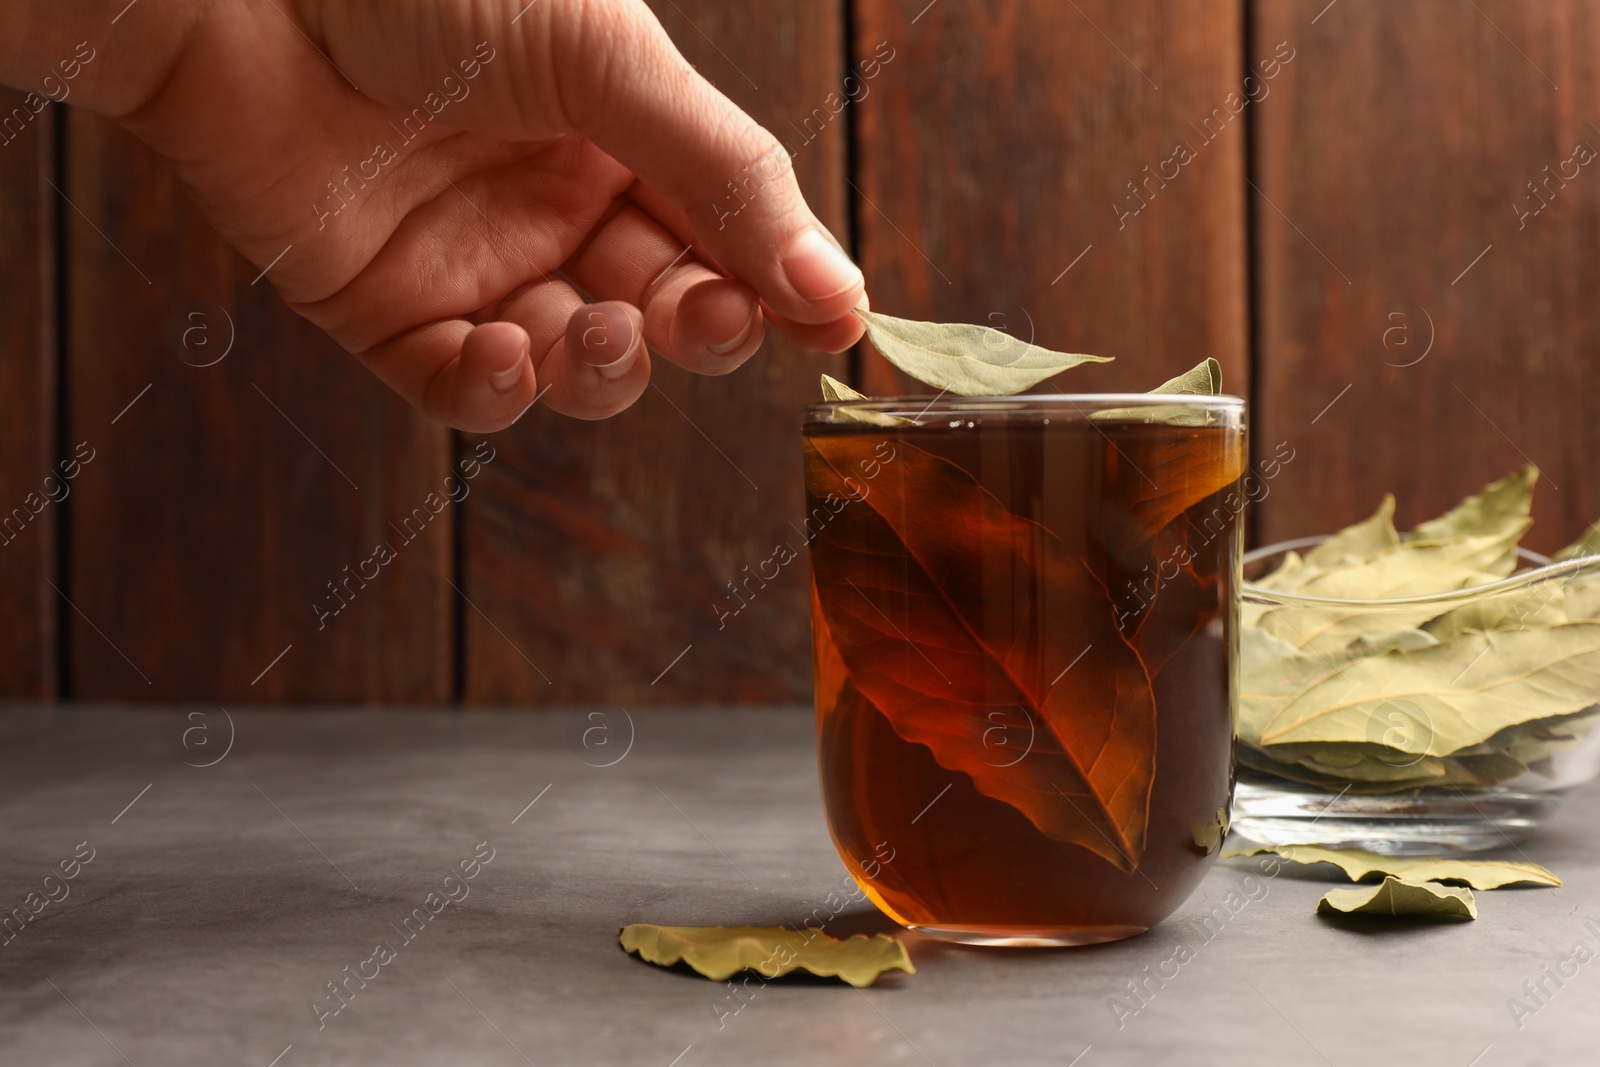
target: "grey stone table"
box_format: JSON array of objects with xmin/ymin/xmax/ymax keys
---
[{"xmin": 1, "ymin": 706, "xmax": 1596, "ymax": 1066}]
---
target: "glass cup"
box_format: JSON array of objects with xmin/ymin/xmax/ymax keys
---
[{"xmin": 803, "ymin": 394, "xmax": 1247, "ymax": 946}]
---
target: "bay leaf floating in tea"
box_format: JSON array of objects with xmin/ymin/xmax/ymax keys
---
[
  {"xmin": 805, "ymin": 435, "xmax": 1158, "ymax": 871},
  {"xmin": 852, "ymin": 308, "xmax": 1112, "ymax": 396},
  {"xmin": 619, "ymin": 924, "xmax": 913, "ymax": 987},
  {"xmin": 818, "ymin": 373, "xmax": 905, "ymax": 426},
  {"xmin": 1148, "ymin": 357, "xmax": 1223, "ymax": 395},
  {"xmin": 820, "ymin": 373, "xmax": 868, "ymax": 403},
  {"xmin": 1091, "ymin": 356, "xmax": 1225, "ymax": 428},
  {"xmin": 1316, "ymin": 876, "xmax": 1478, "ymax": 920},
  {"xmin": 1086, "ymin": 357, "xmax": 1246, "ymax": 547},
  {"xmin": 1225, "ymin": 844, "xmax": 1560, "ymax": 889}
]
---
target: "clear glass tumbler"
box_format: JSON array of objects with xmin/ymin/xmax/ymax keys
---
[{"xmin": 803, "ymin": 394, "xmax": 1247, "ymax": 946}]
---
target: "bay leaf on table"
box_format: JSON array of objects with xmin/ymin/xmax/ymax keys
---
[
  {"xmin": 619, "ymin": 925, "xmax": 913, "ymax": 987},
  {"xmin": 805, "ymin": 435, "xmax": 1156, "ymax": 871},
  {"xmin": 852, "ymin": 308, "xmax": 1112, "ymax": 396},
  {"xmin": 1260, "ymin": 622, "xmax": 1600, "ymax": 753},
  {"xmin": 1224, "ymin": 844, "xmax": 1561, "ymax": 888},
  {"xmin": 1316, "ymin": 877, "xmax": 1477, "ymax": 920}
]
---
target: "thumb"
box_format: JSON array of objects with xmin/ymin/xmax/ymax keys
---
[{"xmin": 548, "ymin": 0, "xmax": 865, "ymax": 327}]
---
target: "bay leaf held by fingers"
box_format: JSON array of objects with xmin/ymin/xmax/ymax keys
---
[
  {"xmin": 1224, "ymin": 844, "xmax": 1561, "ymax": 888},
  {"xmin": 619, "ymin": 925, "xmax": 914, "ymax": 987},
  {"xmin": 853, "ymin": 308, "xmax": 1112, "ymax": 396},
  {"xmin": 1317, "ymin": 877, "xmax": 1478, "ymax": 919}
]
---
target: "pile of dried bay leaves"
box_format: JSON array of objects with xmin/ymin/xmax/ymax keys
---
[{"xmin": 1241, "ymin": 468, "xmax": 1600, "ymax": 793}]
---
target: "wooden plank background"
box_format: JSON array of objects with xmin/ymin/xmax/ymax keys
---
[
  {"xmin": 63, "ymin": 114, "xmax": 451, "ymax": 703},
  {"xmin": 1253, "ymin": 0, "xmax": 1600, "ymax": 554},
  {"xmin": 854, "ymin": 0, "xmax": 1249, "ymax": 396},
  {"xmin": 0, "ymin": 93, "xmax": 56, "ymax": 699},
  {"xmin": 0, "ymin": 0, "xmax": 1596, "ymax": 704}
]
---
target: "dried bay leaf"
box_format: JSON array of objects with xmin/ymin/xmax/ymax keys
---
[
  {"xmin": 1238, "ymin": 628, "xmax": 1337, "ymax": 751},
  {"xmin": 820, "ymin": 373, "xmax": 868, "ymax": 403},
  {"xmin": 1096, "ymin": 424, "xmax": 1246, "ymax": 549},
  {"xmin": 1093, "ymin": 357, "xmax": 1225, "ymax": 427},
  {"xmin": 1225, "ymin": 844, "xmax": 1561, "ymax": 888},
  {"xmin": 1260, "ymin": 622, "xmax": 1600, "ymax": 752},
  {"xmin": 852, "ymin": 308, "xmax": 1112, "ymax": 396},
  {"xmin": 1316, "ymin": 877, "xmax": 1477, "ymax": 920},
  {"xmin": 1555, "ymin": 520, "xmax": 1600, "ymax": 562},
  {"xmin": 1241, "ymin": 622, "xmax": 1488, "ymax": 790},
  {"xmin": 1424, "ymin": 585, "xmax": 1568, "ymax": 639},
  {"xmin": 1236, "ymin": 743, "xmax": 1450, "ymax": 794},
  {"xmin": 805, "ymin": 435, "xmax": 1156, "ymax": 870},
  {"xmin": 1411, "ymin": 467, "xmax": 1537, "ymax": 550},
  {"xmin": 619, "ymin": 925, "xmax": 913, "ymax": 987},
  {"xmin": 1343, "ymin": 628, "xmax": 1439, "ymax": 658},
  {"xmin": 1250, "ymin": 470, "xmax": 1535, "ymax": 642},
  {"xmin": 1253, "ymin": 534, "xmax": 1526, "ymax": 655},
  {"xmin": 1300, "ymin": 495, "xmax": 1402, "ymax": 573},
  {"xmin": 1150, "ymin": 357, "xmax": 1223, "ymax": 395},
  {"xmin": 818, "ymin": 373, "xmax": 905, "ymax": 426},
  {"xmin": 1240, "ymin": 471, "xmax": 1600, "ymax": 789}
]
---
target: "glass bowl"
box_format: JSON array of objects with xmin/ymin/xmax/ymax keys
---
[{"xmin": 1231, "ymin": 538, "xmax": 1600, "ymax": 854}]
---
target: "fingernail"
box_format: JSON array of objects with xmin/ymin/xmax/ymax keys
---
[
  {"xmin": 490, "ymin": 339, "xmax": 529, "ymax": 394},
  {"xmin": 570, "ymin": 301, "xmax": 640, "ymax": 380},
  {"xmin": 708, "ymin": 314, "xmax": 757, "ymax": 356},
  {"xmin": 782, "ymin": 228, "xmax": 863, "ymax": 303}
]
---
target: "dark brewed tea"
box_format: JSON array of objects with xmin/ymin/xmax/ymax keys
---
[{"xmin": 804, "ymin": 402, "xmax": 1245, "ymax": 945}]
